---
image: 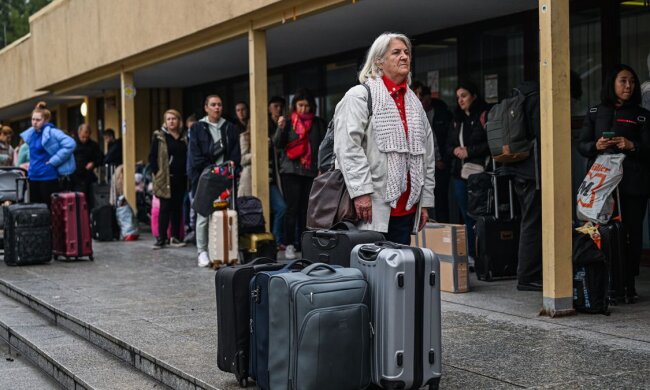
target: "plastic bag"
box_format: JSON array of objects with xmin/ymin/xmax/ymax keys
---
[{"xmin": 576, "ymin": 153, "xmax": 625, "ymax": 224}]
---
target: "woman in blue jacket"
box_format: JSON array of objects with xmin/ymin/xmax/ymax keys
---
[{"xmin": 21, "ymin": 102, "xmax": 76, "ymax": 207}]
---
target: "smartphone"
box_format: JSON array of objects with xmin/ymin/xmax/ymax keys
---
[{"xmin": 602, "ymin": 131, "xmax": 615, "ymax": 139}]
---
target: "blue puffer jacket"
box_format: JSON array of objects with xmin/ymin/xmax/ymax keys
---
[{"xmin": 21, "ymin": 124, "xmax": 76, "ymax": 176}]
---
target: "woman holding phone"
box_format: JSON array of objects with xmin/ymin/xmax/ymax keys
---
[{"xmin": 577, "ymin": 64, "xmax": 650, "ymax": 303}]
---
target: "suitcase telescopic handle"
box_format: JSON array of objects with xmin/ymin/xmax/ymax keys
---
[{"xmin": 302, "ymin": 263, "xmax": 337, "ymax": 275}]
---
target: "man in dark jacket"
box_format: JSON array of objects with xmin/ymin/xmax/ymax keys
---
[
  {"xmin": 501, "ymin": 81, "xmax": 542, "ymax": 291},
  {"xmin": 73, "ymin": 124, "xmax": 104, "ymax": 209},
  {"xmin": 103, "ymin": 129, "xmax": 122, "ymax": 167},
  {"xmin": 188, "ymin": 94, "xmax": 241, "ymax": 267},
  {"xmin": 428, "ymin": 98, "xmax": 453, "ymax": 222}
]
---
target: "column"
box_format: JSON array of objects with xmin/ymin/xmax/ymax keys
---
[
  {"xmin": 120, "ymin": 71, "xmax": 137, "ymax": 211},
  {"xmin": 539, "ymin": 0, "xmax": 574, "ymax": 317},
  {"xmin": 249, "ymin": 27, "xmax": 270, "ymax": 230},
  {"xmin": 56, "ymin": 104, "xmax": 68, "ymax": 133}
]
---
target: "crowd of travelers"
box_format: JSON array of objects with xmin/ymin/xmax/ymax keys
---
[{"xmin": 4, "ymin": 32, "xmax": 649, "ymax": 299}]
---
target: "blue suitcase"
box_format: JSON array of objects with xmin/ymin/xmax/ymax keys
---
[{"xmin": 249, "ymin": 259, "xmax": 311, "ymax": 390}]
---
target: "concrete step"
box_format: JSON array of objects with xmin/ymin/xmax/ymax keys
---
[
  {"xmin": 0, "ymin": 278, "xmax": 222, "ymax": 390},
  {"xmin": 0, "ymin": 291, "xmax": 165, "ymax": 390},
  {"xmin": 0, "ymin": 339, "xmax": 60, "ymax": 389}
]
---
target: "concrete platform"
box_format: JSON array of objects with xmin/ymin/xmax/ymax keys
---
[{"xmin": 0, "ymin": 233, "xmax": 649, "ymax": 389}]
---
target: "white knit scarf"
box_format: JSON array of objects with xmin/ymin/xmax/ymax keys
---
[{"xmin": 366, "ymin": 77, "xmax": 425, "ymax": 210}]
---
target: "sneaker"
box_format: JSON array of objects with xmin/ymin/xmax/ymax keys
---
[
  {"xmin": 184, "ymin": 230, "xmax": 196, "ymax": 244},
  {"xmin": 284, "ymin": 244, "xmax": 297, "ymax": 260},
  {"xmin": 152, "ymin": 237, "xmax": 166, "ymax": 249},
  {"xmin": 169, "ymin": 237, "xmax": 186, "ymax": 248},
  {"xmin": 198, "ymin": 251, "xmax": 210, "ymax": 267}
]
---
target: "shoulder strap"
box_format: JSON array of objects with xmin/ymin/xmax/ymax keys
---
[{"xmin": 361, "ymin": 83, "xmax": 372, "ymax": 117}]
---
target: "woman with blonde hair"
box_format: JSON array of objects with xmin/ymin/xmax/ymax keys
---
[
  {"xmin": 20, "ymin": 102, "xmax": 76, "ymax": 207},
  {"xmin": 149, "ymin": 109, "xmax": 188, "ymax": 249}
]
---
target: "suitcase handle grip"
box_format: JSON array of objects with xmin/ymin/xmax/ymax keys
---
[
  {"xmin": 358, "ymin": 245, "xmax": 382, "ymax": 261},
  {"xmin": 302, "ymin": 263, "xmax": 337, "ymax": 275},
  {"xmin": 282, "ymin": 259, "xmax": 312, "ymax": 271},
  {"xmin": 311, "ymin": 235, "xmax": 338, "ymax": 249},
  {"xmin": 375, "ymin": 241, "xmax": 403, "ymax": 249},
  {"xmin": 248, "ymin": 257, "xmax": 276, "ymax": 266},
  {"xmin": 329, "ymin": 221, "xmax": 357, "ymax": 231}
]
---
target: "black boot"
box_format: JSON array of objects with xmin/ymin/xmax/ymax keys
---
[{"xmin": 152, "ymin": 237, "xmax": 166, "ymax": 250}]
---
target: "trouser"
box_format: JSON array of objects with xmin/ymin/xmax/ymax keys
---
[
  {"xmin": 72, "ymin": 175, "xmax": 94, "ymax": 210},
  {"xmin": 270, "ymin": 184, "xmax": 286, "ymax": 245},
  {"xmin": 513, "ymin": 177, "xmax": 542, "ymax": 284},
  {"xmin": 281, "ymin": 174, "xmax": 313, "ymax": 246},
  {"xmin": 196, "ymin": 213, "xmax": 209, "ymax": 254},
  {"xmin": 385, "ymin": 213, "xmax": 417, "ymax": 245},
  {"xmin": 452, "ymin": 177, "xmax": 475, "ymax": 258},
  {"xmin": 433, "ymin": 167, "xmax": 450, "ymax": 223},
  {"xmin": 29, "ymin": 179, "xmax": 61, "ymax": 208},
  {"xmin": 620, "ymin": 193, "xmax": 648, "ymax": 289},
  {"xmin": 158, "ymin": 176, "xmax": 186, "ymax": 241}
]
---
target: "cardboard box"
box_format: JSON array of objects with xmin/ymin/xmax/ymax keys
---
[{"xmin": 412, "ymin": 223, "xmax": 469, "ymax": 293}]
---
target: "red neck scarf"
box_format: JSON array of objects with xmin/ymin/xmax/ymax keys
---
[{"xmin": 291, "ymin": 112, "xmax": 315, "ymax": 169}]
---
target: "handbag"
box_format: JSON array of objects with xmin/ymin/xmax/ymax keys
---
[
  {"xmin": 286, "ymin": 137, "xmax": 307, "ymax": 160},
  {"xmin": 458, "ymin": 123, "xmax": 486, "ymax": 179},
  {"xmin": 306, "ymin": 168, "xmax": 358, "ymax": 230}
]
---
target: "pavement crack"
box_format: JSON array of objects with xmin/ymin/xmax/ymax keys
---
[{"xmin": 442, "ymin": 362, "xmax": 527, "ymax": 388}]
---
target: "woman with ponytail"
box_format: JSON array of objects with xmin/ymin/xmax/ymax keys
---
[{"xmin": 20, "ymin": 102, "xmax": 76, "ymax": 207}]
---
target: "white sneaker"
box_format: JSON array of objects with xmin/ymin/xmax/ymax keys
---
[
  {"xmin": 284, "ymin": 244, "xmax": 297, "ymax": 260},
  {"xmin": 198, "ymin": 251, "xmax": 210, "ymax": 267}
]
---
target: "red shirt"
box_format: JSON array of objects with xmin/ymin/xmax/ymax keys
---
[{"xmin": 382, "ymin": 76, "xmax": 416, "ymax": 216}]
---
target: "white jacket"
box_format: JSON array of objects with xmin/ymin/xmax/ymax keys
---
[{"xmin": 333, "ymin": 84, "xmax": 436, "ymax": 233}]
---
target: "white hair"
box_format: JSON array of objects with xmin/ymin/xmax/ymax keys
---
[{"xmin": 358, "ymin": 32, "xmax": 412, "ymax": 84}]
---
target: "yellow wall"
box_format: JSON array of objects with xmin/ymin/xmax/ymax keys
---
[{"xmin": 0, "ymin": 36, "xmax": 41, "ymax": 110}]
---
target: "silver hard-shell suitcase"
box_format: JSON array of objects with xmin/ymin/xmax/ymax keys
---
[
  {"xmin": 267, "ymin": 263, "xmax": 371, "ymax": 390},
  {"xmin": 351, "ymin": 242, "xmax": 442, "ymax": 390}
]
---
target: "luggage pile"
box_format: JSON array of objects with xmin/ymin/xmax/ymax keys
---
[{"xmin": 215, "ymin": 229, "xmax": 443, "ymax": 389}]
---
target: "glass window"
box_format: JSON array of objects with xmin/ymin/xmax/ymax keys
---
[
  {"xmin": 324, "ymin": 60, "xmax": 358, "ymax": 120},
  {"xmin": 570, "ymin": 8, "xmax": 602, "ymax": 116},
  {"xmin": 621, "ymin": 3, "xmax": 650, "ymax": 110},
  {"xmin": 231, "ymin": 80, "xmax": 249, "ymax": 111},
  {"xmin": 465, "ymin": 26, "xmax": 524, "ymax": 105},
  {"xmin": 413, "ymin": 38, "xmax": 458, "ymax": 108}
]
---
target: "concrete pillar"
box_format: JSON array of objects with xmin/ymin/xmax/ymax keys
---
[
  {"xmin": 83, "ymin": 96, "xmax": 98, "ymax": 141},
  {"xmin": 539, "ymin": 0, "xmax": 574, "ymax": 317},
  {"xmin": 120, "ymin": 71, "xmax": 137, "ymax": 211},
  {"xmin": 56, "ymin": 104, "xmax": 68, "ymax": 133},
  {"xmin": 249, "ymin": 27, "xmax": 270, "ymax": 231}
]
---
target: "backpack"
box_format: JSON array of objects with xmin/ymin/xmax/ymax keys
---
[
  {"xmin": 317, "ymin": 84, "xmax": 372, "ymax": 172},
  {"xmin": 485, "ymin": 88, "xmax": 536, "ymax": 163},
  {"xmin": 236, "ymin": 196, "xmax": 265, "ymax": 234},
  {"xmin": 572, "ymin": 231, "xmax": 610, "ymax": 315}
]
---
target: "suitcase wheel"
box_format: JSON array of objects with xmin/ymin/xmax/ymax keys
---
[
  {"xmin": 89, "ymin": 255, "xmax": 94, "ymax": 261},
  {"xmin": 53, "ymin": 255, "xmax": 58, "ymax": 261},
  {"xmin": 239, "ymin": 378, "xmax": 248, "ymax": 388}
]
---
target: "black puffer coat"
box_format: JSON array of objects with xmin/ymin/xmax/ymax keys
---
[
  {"xmin": 577, "ymin": 102, "xmax": 650, "ymax": 196},
  {"xmin": 446, "ymin": 101, "xmax": 490, "ymax": 179}
]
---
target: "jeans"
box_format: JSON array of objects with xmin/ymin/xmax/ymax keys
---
[
  {"xmin": 281, "ymin": 174, "xmax": 313, "ymax": 246},
  {"xmin": 453, "ymin": 177, "xmax": 475, "ymax": 258},
  {"xmin": 269, "ymin": 184, "xmax": 286, "ymax": 245},
  {"xmin": 385, "ymin": 213, "xmax": 417, "ymax": 245},
  {"xmin": 196, "ymin": 213, "xmax": 209, "ymax": 254}
]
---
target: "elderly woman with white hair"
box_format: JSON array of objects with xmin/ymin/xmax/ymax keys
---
[{"xmin": 333, "ymin": 32, "xmax": 436, "ymax": 244}]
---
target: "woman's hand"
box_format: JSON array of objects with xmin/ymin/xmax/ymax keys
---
[
  {"xmin": 354, "ymin": 194, "xmax": 372, "ymax": 223},
  {"xmin": 596, "ymin": 137, "xmax": 614, "ymax": 151},
  {"xmin": 277, "ymin": 116, "xmax": 286, "ymax": 130},
  {"xmin": 453, "ymin": 146, "xmax": 468, "ymax": 159},
  {"xmin": 418, "ymin": 208, "xmax": 428, "ymax": 232},
  {"xmin": 612, "ymin": 136, "xmax": 635, "ymax": 151}
]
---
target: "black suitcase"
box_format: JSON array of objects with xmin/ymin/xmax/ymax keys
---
[
  {"xmin": 301, "ymin": 221, "xmax": 384, "ymax": 267},
  {"xmin": 215, "ymin": 257, "xmax": 284, "ymax": 387},
  {"xmin": 3, "ymin": 203, "xmax": 52, "ymax": 266},
  {"xmin": 91, "ymin": 205, "xmax": 119, "ymax": 241},
  {"xmin": 475, "ymin": 174, "xmax": 519, "ymax": 281}
]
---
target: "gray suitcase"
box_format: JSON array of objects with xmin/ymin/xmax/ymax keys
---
[
  {"xmin": 351, "ymin": 242, "xmax": 442, "ymax": 390},
  {"xmin": 267, "ymin": 263, "xmax": 371, "ymax": 390}
]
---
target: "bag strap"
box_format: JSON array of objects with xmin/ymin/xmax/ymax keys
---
[
  {"xmin": 330, "ymin": 221, "xmax": 357, "ymax": 231},
  {"xmin": 331, "ymin": 84, "xmax": 373, "ymax": 168}
]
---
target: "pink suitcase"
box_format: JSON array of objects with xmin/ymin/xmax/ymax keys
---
[
  {"xmin": 51, "ymin": 192, "xmax": 94, "ymax": 261},
  {"xmin": 151, "ymin": 195, "xmax": 185, "ymax": 240}
]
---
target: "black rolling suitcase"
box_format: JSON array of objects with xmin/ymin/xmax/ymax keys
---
[
  {"xmin": 91, "ymin": 205, "xmax": 120, "ymax": 241},
  {"xmin": 301, "ymin": 221, "xmax": 384, "ymax": 267},
  {"xmin": 4, "ymin": 203, "xmax": 52, "ymax": 266},
  {"xmin": 215, "ymin": 257, "xmax": 284, "ymax": 387},
  {"xmin": 475, "ymin": 172, "xmax": 520, "ymax": 281},
  {"xmin": 598, "ymin": 189, "xmax": 627, "ymax": 305}
]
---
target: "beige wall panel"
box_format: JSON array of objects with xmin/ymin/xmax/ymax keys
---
[
  {"xmin": 0, "ymin": 38, "xmax": 39, "ymax": 111},
  {"xmin": 135, "ymin": 89, "xmax": 153, "ymax": 164},
  {"xmin": 30, "ymin": 0, "xmax": 281, "ymax": 89}
]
